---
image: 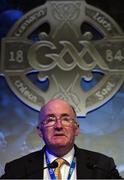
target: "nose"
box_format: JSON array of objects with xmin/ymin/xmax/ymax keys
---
[{"xmin": 54, "ymin": 119, "xmax": 63, "ymax": 129}]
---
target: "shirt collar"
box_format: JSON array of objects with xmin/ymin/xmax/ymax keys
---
[{"xmin": 46, "ymin": 147, "xmax": 75, "ymax": 165}]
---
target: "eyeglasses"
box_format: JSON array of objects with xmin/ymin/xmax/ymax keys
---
[{"xmin": 41, "ymin": 115, "xmax": 76, "ymax": 127}]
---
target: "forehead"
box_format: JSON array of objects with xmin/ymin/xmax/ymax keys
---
[{"xmin": 42, "ymin": 99, "xmax": 75, "ymax": 116}]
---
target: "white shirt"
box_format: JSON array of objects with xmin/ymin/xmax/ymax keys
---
[{"xmin": 43, "ymin": 147, "xmax": 77, "ymax": 180}]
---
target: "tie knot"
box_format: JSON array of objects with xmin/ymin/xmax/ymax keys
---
[{"xmin": 56, "ymin": 158, "xmax": 65, "ymax": 168}]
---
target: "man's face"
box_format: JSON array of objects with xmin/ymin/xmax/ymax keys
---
[{"xmin": 37, "ymin": 99, "xmax": 79, "ymax": 152}]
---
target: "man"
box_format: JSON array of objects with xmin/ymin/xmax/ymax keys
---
[{"xmin": 1, "ymin": 98, "xmax": 122, "ymax": 179}]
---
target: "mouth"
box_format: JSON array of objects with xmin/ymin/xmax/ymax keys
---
[{"xmin": 54, "ymin": 133, "xmax": 65, "ymax": 136}]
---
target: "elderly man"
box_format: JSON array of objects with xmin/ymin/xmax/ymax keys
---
[{"xmin": 1, "ymin": 98, "xmax": 122, "ymax": 179}]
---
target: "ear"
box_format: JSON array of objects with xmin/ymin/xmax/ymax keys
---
[
  {"xmin": 75, "ymin": 123, "xmax": 80, "ymax": 136},
  {"xmin": 37, "ymin": 126, "xmax": 43, "ymax": 138}
]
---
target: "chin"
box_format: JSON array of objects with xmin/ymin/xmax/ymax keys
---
[{"xmin": 52, "ymin": 140, "xmax": 68, "ymax": 147}]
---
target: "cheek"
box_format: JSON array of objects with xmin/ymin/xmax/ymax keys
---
[
  {"xmin": 42, "ymin": 129, "xmax": 54, "ymax": 140},
  {"xmin": 65, "ymin": 127, "xmax": 78, "ymax": 138}
]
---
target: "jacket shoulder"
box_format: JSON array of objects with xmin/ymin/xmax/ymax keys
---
[
  {"xmin": 1, "ymin": 148, "xmax": 45, "ymax": 178},
  {"xmin": 76, "ymin": 145, "xmax": 111, "ymax": 159},
  {"xmin": 75, "ymin": 145, "xmax": 115, "ymax": 169},
  {"xmin": 7, "ymin": 149, "xmax": 43, "ymax": 165}
]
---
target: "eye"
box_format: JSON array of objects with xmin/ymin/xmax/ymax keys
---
[
  {"xmin": 46, "ymin": 117, "xmax": 56, "ymax": 123},
  {"xmin": 61, "ymin": 116, "xmax": 70, "ymax": 121}
]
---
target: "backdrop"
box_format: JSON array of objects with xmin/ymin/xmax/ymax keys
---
[{"xmin": 0, "ymin": 0, "xmax": 124, "ymax": 177}]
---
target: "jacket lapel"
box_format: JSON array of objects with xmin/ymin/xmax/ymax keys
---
[
  {"xmin": 75, "ymin": 145, "xmax": 94, "ymax": 179},
  {"xmin": 25, "ymin": 146, "xmax": 46, "ymax": 178}
]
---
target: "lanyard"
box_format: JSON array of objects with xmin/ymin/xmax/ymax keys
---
[{"xmin": 45, "ymin": 153, "xmax": 76, "ymax": 180}]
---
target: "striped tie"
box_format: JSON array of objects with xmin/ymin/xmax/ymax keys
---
[{"xmin": 54, "ymin": 158, "xmax": 65, "ymax": 180}]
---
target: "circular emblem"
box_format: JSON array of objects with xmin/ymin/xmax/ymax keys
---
[{"xmin": 1, "ymin": 0, "xmax": 124, "ymax": 116}]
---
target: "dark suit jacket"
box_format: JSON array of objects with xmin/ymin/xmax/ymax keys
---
[{"xmin": 1, "ymin": 145, "xmax": 122, "ymax": 179}]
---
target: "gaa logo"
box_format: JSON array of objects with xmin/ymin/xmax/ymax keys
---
[{"xmin": 0, "ymin": 0, "xmax": 124, "ymax": 116}]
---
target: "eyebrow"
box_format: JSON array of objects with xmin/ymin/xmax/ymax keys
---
[
  {"xmin": 45, "ymin": 114, "xmax": 56, "ymax": 117},
  {"xmin": 60, "ymin": 113, "xmax": 70, "ymax": 117},
  {"xmin": 45, "ymin": 113, "xmax": 70, "ymax": 117}
]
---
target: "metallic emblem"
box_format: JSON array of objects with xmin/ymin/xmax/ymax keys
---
[{"xmin": 0, "ymin": 0, "xmax": 124, "ymax": 116}]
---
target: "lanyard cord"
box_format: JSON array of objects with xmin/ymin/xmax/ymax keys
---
[{"xmin": 45, "ymin": 153, "xmax": 76, "ymax": 180}]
